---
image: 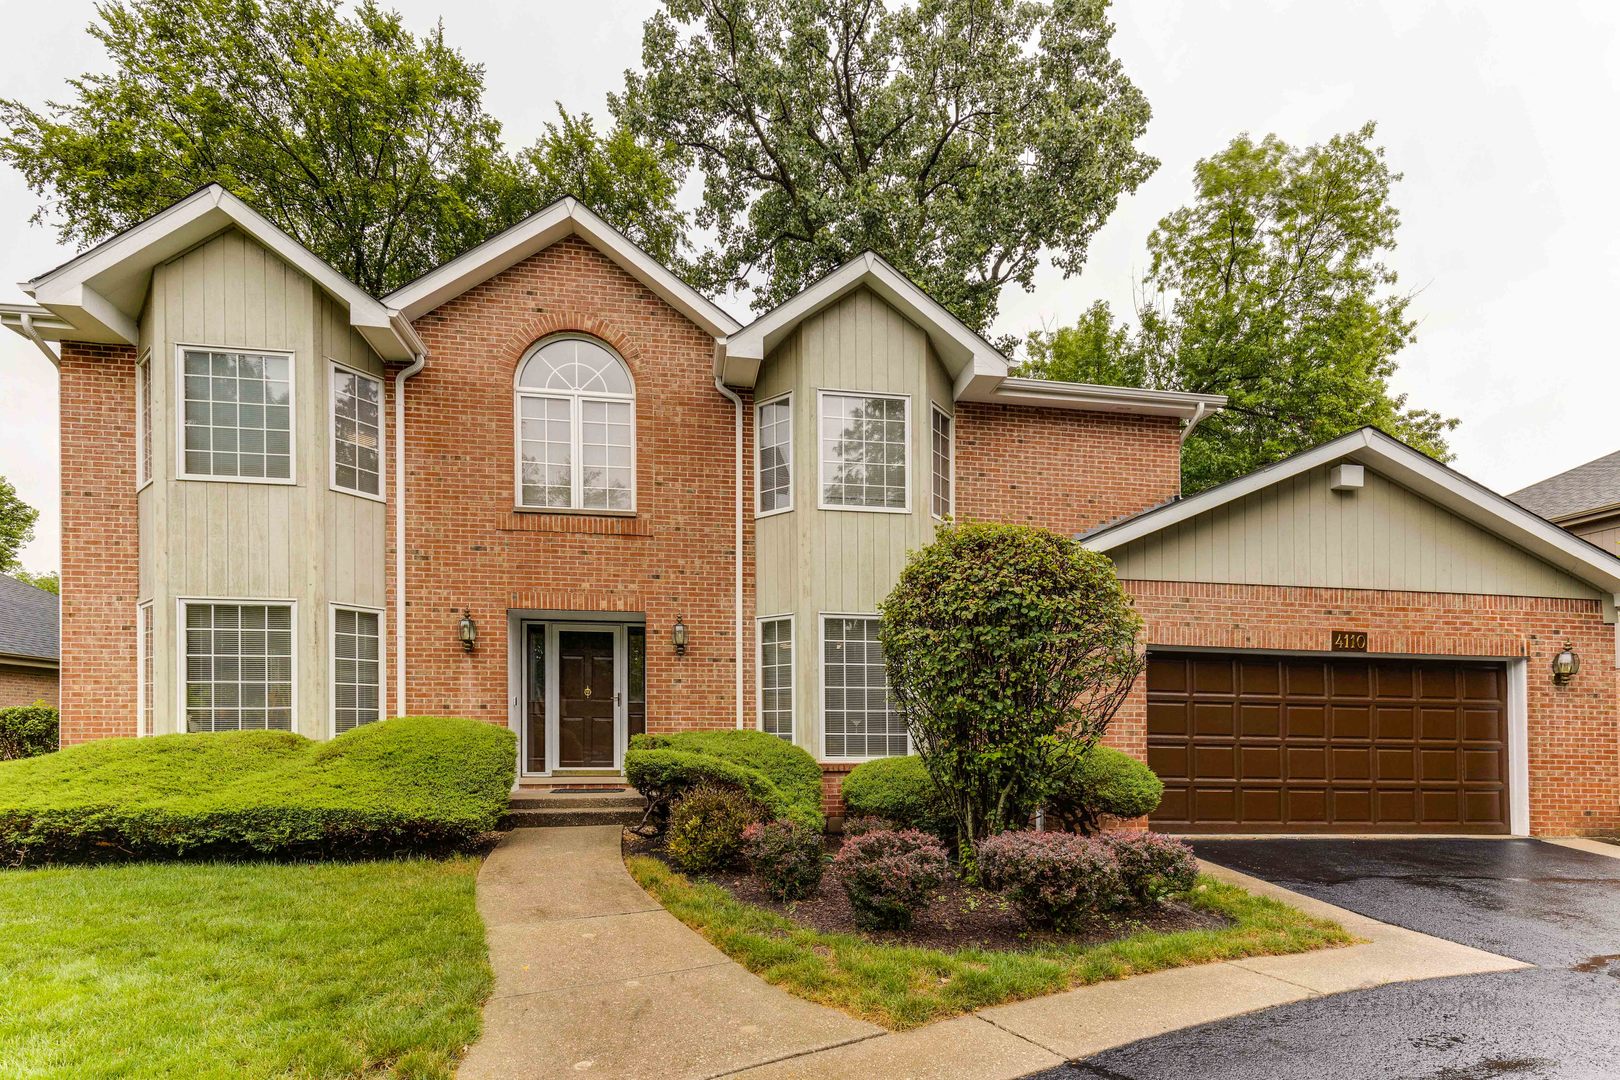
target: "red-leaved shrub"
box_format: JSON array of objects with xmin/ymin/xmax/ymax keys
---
[
  {"xmin": 1103, "ymin": 832, "xmax": 1198, "ymax": 906},
  {"xmin": 742, "ymin": 819, "xmax": 825, "ymax": 901},
  {"xmin": 977, "ymin": 831, "xmax": 1124, "ymax": 928},
  {"xmin": 831, "ymin": 828, "xmax": 949, "ymax": 930},
  {"xmin": 841, "ymin": 815, "xmax": 894, "ymax": 837}
]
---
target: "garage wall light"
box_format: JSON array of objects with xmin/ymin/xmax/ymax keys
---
[
  {"xmin": 1551, "ymin": 643, "xmax": 1580, "ymax": 685},
  {"xmin": 458, "ymin": 609, "xmax": 478, "ymax": 653}
]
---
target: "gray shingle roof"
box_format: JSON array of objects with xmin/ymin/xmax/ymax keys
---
[
  {"xmin": 1509, "ymin": 450, "xmax": 1620, "ymax": 521},
  {"xmin": 0, "ymin": 574, "xmax": 59, "ymax": 663}
]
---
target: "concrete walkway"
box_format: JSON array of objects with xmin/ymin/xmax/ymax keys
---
[{"xmin": 458, "ymin": 828, "xmax": 1525, "ymax": 1080}]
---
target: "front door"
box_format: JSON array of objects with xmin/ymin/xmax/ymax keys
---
[{"xmin": 557, "ymin": 628, "xmax": 618, "ymax": 769}]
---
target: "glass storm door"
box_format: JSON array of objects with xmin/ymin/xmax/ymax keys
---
[{"xmin": 556, "ymin": 629, "xmax": 618, "ymax": 769}]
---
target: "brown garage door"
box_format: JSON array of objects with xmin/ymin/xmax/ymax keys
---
[{"xmin": 1147, "ymin": 652, "xmax": 1508, "ymax": 834}]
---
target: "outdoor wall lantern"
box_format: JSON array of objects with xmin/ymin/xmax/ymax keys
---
[
  {"xmin": 1551, "ymin": 643, "xmax": 1580, "ymax": 685},
  {"xmin": 458, "ymin": 609, "xmax": 478, "ymax": 653},
  {"xmin": 672, "ymin": 615, "xmax": 688, "ymax": 656}
]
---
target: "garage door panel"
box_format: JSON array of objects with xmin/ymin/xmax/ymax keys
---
[{"xmin": 1148, "ymin": 652, "xmax": 1508, "ymax": 834}]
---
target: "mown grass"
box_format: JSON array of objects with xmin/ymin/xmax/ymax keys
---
[
  {"xmin": 0, "ymin": 857, "xmax": 491, "ymax": 1079},
  {"xmin": 627, "ymin": 855, "xmax": 1353, "ymax": 1030}
]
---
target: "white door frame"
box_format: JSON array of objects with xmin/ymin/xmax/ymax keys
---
[{"xmin": 512, "ymin": 613, "xmax": 634, "ymax": 778}]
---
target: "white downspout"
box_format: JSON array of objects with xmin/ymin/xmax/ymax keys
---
[
  {"xmin": 19, "ymin": 313, "xmax": 61, "ymax": 367},
  {"xmin": 1179, "ymin": 401, "xmax": 1209, "ymax": 444},
  {"xmin": 713, "ymin": 376, "xmax": 745, "ymax": 729},
  {"xmin": 393, "ymin": 351, "xmax": 426, "ymax": 717}
]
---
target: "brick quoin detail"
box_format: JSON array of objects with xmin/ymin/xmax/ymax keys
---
[
  {"xmin": 1114, "ymin": 580, "xmax": 1620, "ymax": 837},
  {"xmin": 955, "ymin": 403, "xmax": 1181, "ymax": 534},
  {"xmin": 397, "ymin": 236, "xmax": 752, "ymax": 737},
  {"xmin": 0, "ymin": 665, "xmax": 58, "ymax": 709},
  {"xmin": 58, "ymin": 341, "xmax": 141, "ymax": 744}
]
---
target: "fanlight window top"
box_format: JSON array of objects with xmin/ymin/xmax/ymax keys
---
[{"xmin": 517, "ymin": 336, "xmax": 633, "ymax": 396}]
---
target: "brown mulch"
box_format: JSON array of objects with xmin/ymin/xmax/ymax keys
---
[{"xmin": 623, "ymin": 828, "xmax": 1229, "ymax": 952}]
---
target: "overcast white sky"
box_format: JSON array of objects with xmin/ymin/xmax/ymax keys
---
[{"xmin": 3, "ymin": 0, "xmax": 1618, "ymax": 574}]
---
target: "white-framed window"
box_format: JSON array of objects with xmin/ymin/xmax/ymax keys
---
[
  {"xmin": 138, "ymin": 601, "xmax": 153, "ymax": 736},
  {"xmin": 819, "ymin": 391, "xmax": 909, "ymax": 511},
  {"xmin": 756, "ymin": 394, "xmax": 793, "ymax": 515},
  {"xmin": 331, "ymin": 605, "xmax": 383, "ymax": 735},
  {"xmin": 757, "ymin": 615, "xmax": 794, "ymax": 741},
  {"xmin": 137, "ymin": 349, "xmax": 153, "ymax": 489},
  {"xmin": 515, "ymin": 335, "xmax": 636, "ymax": 511},
  {"xmin": 930, "ymin": 406, "xmax": 953, "ymax": 519},
  {"xmin": 330, "ymin": 362, "xmax": 384, "ymax": 499},
  {"xmin": 181, "ymin": 600, "xmax": 295, "ymax": 732},
  {"xmin": 821, "ymin": 614, "xmax": 908, "ymax": 759},
  {"xmin": 177, "ymin": 346, "xmax": 294, "ymax": 482}
]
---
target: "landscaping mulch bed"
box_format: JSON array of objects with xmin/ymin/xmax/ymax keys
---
[{"xmin": 622, "ymin": 828, "xmax": 1229, "ymax": 951}]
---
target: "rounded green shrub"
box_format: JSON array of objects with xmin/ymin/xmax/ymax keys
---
[
  {"xmin": 840, "ymin": 756, "xmax": 951, "ymax": 839},
  {"xmin": 741, "ymin": 819, "xmax": 825, "ymax": 901},
  {"xmin": 0, "ymin": 702, "xmax": 58, "ymax": 761},
  {"xmin": 1046, "ymin": 746, "xmax": 1164, "ymax": 835},
  {"xmin": 666, "ymin": 785, "xmax": 764, "ymax": 873},
  {"xmin": 626, "ymin": 730, "xmax": 823, "ymax": 832}
]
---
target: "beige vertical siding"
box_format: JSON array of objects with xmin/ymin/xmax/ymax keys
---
[
  {"xmin": 1569, "ymin": 517, "xmax": 1620, "ymax": 558},
  {"xmin": 754, "ymin": 287, "xmax": 954, "ymax": 757},
  {"xmin": 1109, "ymin": 463, "xmax": 1602, "ymax": 600},
  {"xmin": 140, "ymin": 228, "xmax": 388, "ymax": 737}
]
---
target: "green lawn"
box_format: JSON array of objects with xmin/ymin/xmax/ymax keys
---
[
  {"xmin": 0, "ymin": 858, "xmax": 491, "ymax": 1079},
  {"xmin": 627, "ymin": 855, "xmax": 1354, "ymax": 1030}
]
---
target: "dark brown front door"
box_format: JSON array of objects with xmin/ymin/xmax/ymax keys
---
[
  {"xmin": 558, "ymin": 629, "xmax": 616, "ymax": 769},
  {"xmin": 1147, "ymin": 651, "xmax": 1509, "ymax": 834}
]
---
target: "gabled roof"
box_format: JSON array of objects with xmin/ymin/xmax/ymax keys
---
[
  {"xmin": 0, "ymin": 574, "xmax": 59, "ymax": 664},
  {"xmin": 16, "ymin": 185, "xmax": 422, "ymax": 362},
  {"xmin": 1083, "ymin": 427, "xmax": 1620, "ymax": 596},
  {"xmin": 384, "ymin": 197, "xmax": 741, "ymax": 339},
  {"xmin": 1509, "ymin": 449, "xmax": 1620, "ymax": 523}
]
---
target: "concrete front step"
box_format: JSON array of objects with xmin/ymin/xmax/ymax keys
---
[
  {"xmin": 509, "ymin": 792, "xmax": 647, "ymax": 810},
  {"xmin": 504, "ymin": 806, "xmax": 647, "ymax": 829}
]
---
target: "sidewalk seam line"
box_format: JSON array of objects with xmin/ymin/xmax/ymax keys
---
[
  {"xmin": 1221, "ymin": 960, "xmax": 1325, "ymax": 997},
  {"xmin": 976, "ymin": 1012, "xmax": 1070, "ymax": 1061},
  {"xmin": 491, "ymin": 959, "xmax": 733, "ymax": 1002},
  {"xmin": 703, "ymin": 1030, "xmax": 889, "ymax": 1078},
  {"xmin": 480, "ymin": 905, "xmax": 663, "ymax": 927}
]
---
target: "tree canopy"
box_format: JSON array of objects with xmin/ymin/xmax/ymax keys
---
[
  {"xmin": 0, "ymin": 478, "xmax": 39, "ymax": 576},
  {"xmin": 615, "ymin": 0, "xmax": 1156, "ymax": 333},
  {"xmin": 0, "ymin": 0, "xmax": 687, "ymax": 294},
  {"xmin": 1023, "ymin": 123, "xmax": 1457, "ymax": 492}
]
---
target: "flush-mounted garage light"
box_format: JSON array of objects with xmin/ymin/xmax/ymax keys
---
[{"xmin": 1552, "ymin": 643, "xmax": 1580, "ymax": 685}]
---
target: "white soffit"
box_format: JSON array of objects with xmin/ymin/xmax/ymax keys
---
[
  {"xmin": 18, "ymin": 185, "xmax": 420, "ymax": 362},
  {"xmin": 384, "ymin": 197, "xmax": 741, "ymax": 340},
  {"xmin": 1083, "ymin": 427, "xmax": 1620, "ymax": 596}
]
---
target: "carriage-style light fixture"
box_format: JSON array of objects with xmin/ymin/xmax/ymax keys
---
[
  {"xmin": 458, "ymin": 609, "xmax": 478, "ymax": 652},
  {"xmin": 672, "ymin": 615, "xmax": 688, "ymax": 656},
  {"xmin": 1551, "ymin": 642, "xmax": 1580, "ymax": 685}
]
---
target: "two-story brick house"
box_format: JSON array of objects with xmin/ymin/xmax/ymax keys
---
[{"xmin": 6, "ymin": 184, "xmax": 1619, "ymax": 837}]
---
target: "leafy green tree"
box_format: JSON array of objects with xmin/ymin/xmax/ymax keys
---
[
  {"xmin": 879, "ymin": 523, "xmax": 1142, "ymax": 873},
  {"xmin": 1, "ymin": 0, "xmax": 688, "ymax": 294},
  {"xmin": 1023, "ymin": 123, "xmax": 1457, "ymax": 492},
  {"xmin": 12, "ymin": 571, "xmax": 59, "ymax": 596},
  {"xmin": 615, "ymin": 0, "xmax": 1156, "ymax": 332},
  {"xmin": 0, "ymin": 478, "xmax": 40, "ymax": 575}
]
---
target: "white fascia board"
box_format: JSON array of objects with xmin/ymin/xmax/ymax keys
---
[
  {"xmin": 1086, "ymin": 427, "xmax": 1620, "ymax": 595},
  {"xmin": 383, "ymin": 198, "xmax": 741, "ymax": 340},
  {"xmin": 0, "ymin": 303, "xmax": 79, "ymax": 341},
  {"xmin": 720, "ymin": 252, "xmax": 1009, "ymax": 389},
  {"xmin": 970, "ymin": 376, "xmax": 1227, "ymax": 420}
]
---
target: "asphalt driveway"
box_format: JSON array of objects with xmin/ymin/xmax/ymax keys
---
[{"xmin": 1029, "ymin": 838, "xmax": 1620, "ymax": 1080}]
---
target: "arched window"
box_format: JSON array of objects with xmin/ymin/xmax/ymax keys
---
[{"xmin": 515, "ymin": 335, "xmax": 635, "ymax": 510}]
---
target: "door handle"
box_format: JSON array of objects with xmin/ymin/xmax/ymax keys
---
[{"xmin": 615, "ymin": 691, "xmax": 623, "ymax": 706}]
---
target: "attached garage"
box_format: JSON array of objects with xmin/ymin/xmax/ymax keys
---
[{"xmin": 1084, "ymin": 428, "xmax": 1620, "ymax": 838}]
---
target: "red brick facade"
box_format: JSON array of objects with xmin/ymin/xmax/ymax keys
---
[
  {"xmin": 58, "ymin": 341, "xmax": 140, "ymax": 745},
  {"xmin": 0, "ymin": 664, "xmax": 57, "ymax": 709},
  {"xmin": 1118, "ymin": 581, "xmax": 1620, "ymax": 836},
  {"xmin": 956, "ymin": 404, "xmax": 1181, "ymax": 534},
  {"xmin": 398, "ymin": 236, "xmax": 752, "ymax": 735}
]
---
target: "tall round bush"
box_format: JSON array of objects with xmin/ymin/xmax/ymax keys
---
[
  {"xmin": 840, "ymin": 755, "xmax": 951, "ymax": 839},
  {"xmin": 666, "ymin": 785, "xmax": 763, "ymax": 873},
  {"xmin": 741, "ymin": 819, "xmax": 824, "ymax": 901},
  {"xmin": 1047, "ymin": 746, "xmax": 1164, "ymax": 834},
  {"xmin": 0, "ymin": 703, "xmax": 58, "ymax": 761},
  {"xmin": 1104, "ymin": 832, "xmax": 1198, "ymax": 906},
  {"xmin": 879, "ymin": 523, "xmax": 1143, "ymax": 870},
  {"xmin": 977, "ymin": 831, "xmax": 1124, "ymax": 929},
  {"xmin": 832, "ymin": 828, "xmax": 949, "ymax": 931}
]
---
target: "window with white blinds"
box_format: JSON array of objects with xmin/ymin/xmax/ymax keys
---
[
  {"xmin": 758, "ymin": 617, "xmax": 793, "ymax": 740},
  {"xmin": 183, "ymin": 602, "xmax": 294, "ymax": 731},
  {"xmin": 332, "ymin": 607, "xmax": 382, "ymax": 734},
  {"xmin": 822, "ymin": 615, "xmax": 907, "ymax": 758}
]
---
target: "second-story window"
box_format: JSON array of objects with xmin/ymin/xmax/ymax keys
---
[
  {"xmin": 931, "ymin": 407, "xmax": 953, "ymax": 519},
  {"xmin": 757, "ymin": 395, "xmax": 792, "ymax": 514},
  {"xmin": 179, "ymin": 347, "xmax": 293, "ymax": 481},
  {"xmin": 137, "ymin": 349, "xmax": 152, "ymax": 488},
  {"xmin": 331, "ymin": 363, "xmax": 383, "ymax": 499},
  {"xmin": 819, "ymin": 392, "xmax": 909, "ymax": 511},
  {"xmin": 516, "ymin": 336, "xmax": 635, "ymax": 511}
]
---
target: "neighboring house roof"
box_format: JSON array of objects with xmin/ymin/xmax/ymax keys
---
[
  {"xmin": 718, "ymin": 250, "xmax": 1225, "ymax": 423},
  {"xmin": 1509, "ymin": 449, "xmax": 1620, "ymax": 523},
  {"xmin": 0, "ymin": 574, "xmax": 59, "ymax": 665},
  {"xmin": 4, "ymin": 185, "xmax": 422, "ymax": 362},
  {"xmin": 1082, "ymin": 427, "xmax": 1620, "ymax": 596},
  {"xmin": 384, "ymin": 197, "xmax": 743, "ymax": 340}
]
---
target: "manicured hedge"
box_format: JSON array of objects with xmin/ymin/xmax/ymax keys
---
[
  {"xmin": 1046, "ymin": 745, "xmax": 1164, "ymax": 834},
  {"xmin": 0, "ymin": 703, "xmax": 58, "ymax": 761},
  {"xmin": 625, "ymin": 729, "xmax": 824, "ymax": 831},
  {"xmin": 840, "ymin": 755, "xmax": 952, "ymax": 838},
  {"xmin": 0, "ymin": 716, "xmax": 515, "ymax": 865}
]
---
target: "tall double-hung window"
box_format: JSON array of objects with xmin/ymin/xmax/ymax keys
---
[
  {"xmin": 819, "ymin": 393, "xmax": 909, "ymax": 510},
  {"xmin": 822, "ymin": 615, "xmax": 907, "ymax": 758},
  {"xmin": 516, "ymin": 336, "xmax": 635, "ymax": 511},
  {"xmin": 179, "ymin": 348, "xmax": 294, "ymax": 480},
  {"xmin": 756, "ymin": 395, "xmax": 792, "ymax": 514},
  {"xmin": 331, "ymin": 363, "xmax": 383, "ymax": 498}
]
